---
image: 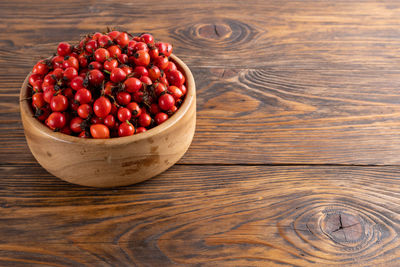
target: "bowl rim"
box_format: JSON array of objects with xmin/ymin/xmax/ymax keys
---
[{"xmin": 20, "ymin": 54, "xmax": 195, "ymax": 146}]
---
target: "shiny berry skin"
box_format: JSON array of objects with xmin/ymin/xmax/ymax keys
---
[
  {"xmin": 118, "ymin": 53, "xmax": 129, "ymax": 64},
  {"xmin": 180, "ymin": 84, "xmax": 187, "ymax": 95},
  {"xmin": 94, "ymin": 48, "xmax": 110, "ymax": 63},
  {"xmin": 36, "ymin": 107, "xmax": 50, "ymax": 121},
  {"xmin": 126, "ymin": 102, "xmax": 141, "ymax": 117},
  {"xmin": 46, "ymin": 112, "xmax": 66, "ymax": 130},
  {"xmin": 52, "ymin": 55, "xmax": 65, "ymax": 68},
  {"xmin": 116, "ymin": 92, "xmax": 131, "ymax": 105},
  {"xmin": 167, "ymin": 69, "xmax": 185, "ymax": 87},
  {"xmin": 133, "ymin": 42, "xmax": 149, "ymax": 52},
  {"xmin": 103, "ymin": 59, "xmax": 118, "ymax": 72},
  {"xmin": 168, "ymin": 86, "xmax": 183, "ymax": 100},
  {"xmin": 165, "ymin": 61, "xmax": 177, "ymax": 73},
  {"xmin": 70, "ymin": 76, "xmax": 84, "ymax": 90},
  {"xmin": 133, "ymin": 66, "xmax": 148, "ymax": 77},
  {"xmin": 32, "ymin": 93, "xmax": 45, "ymax": 108},
  {"xmin": 124, "ymin": 77, "xmax": 142, "ymax": 93},
  {"xmin": 141, "ymin": 33, "xmax": 154, "ymax": 44},
  {"xmin": 140, "ymin": 76, "xmax": 152, "ymax": 86},
  {"xmin": 117, "ymin": 107, "xmax": 131, "ymax": 122},
  {"xmin": 155, "ymin": 112, "xmax": 168, "ymax": 125},
  {"xmin": 133, "ymin": 91, "xmax": 143, "ymax": 103},
  {"xmin": 77, "ymin": 103, "xmax": 92, "ymax": 119},
  {"xmin": 92, "ymin": 32, "xmax": 103, "ymax": 40},
  {"xmin": 50, "ymin": 94, "xmax": 68, "ymax": 112},
  {"xmin": 43, "ymin": 88, "xmax": 56, "ymax": 103},
  {"xmin": 154, "ymin": 83, "xmax": 166, "ymax": 95},
  {"xmin": 136, "ymin": 127, "xmax": 147, "ymax": 133},
  {"xmin": 32, "ymin": 60, "xmax": 49, "ymax": 76},
  {"xmin": 70, "ymin": 117, "xmax": 84, "ymax": 133},
  {"xmin": 29, "ymin": 74, "xmax": 43, "ymax": 86},
  {"xmin": 149, "ymin": 47, "xmax": 159, "ymax": 59},
  {"xmin": 110, "ymin": 68, "xmax": 126, "ymax": 83},
  {"xmin": 85, "ymin": 40, "xmax": 98, "ymax": 53},
  {"xmin": 63, "ymin": 56, "xmax": 79, "ymax": 70},
  {"xmin": 88, "ymin": 69, "xmax": 104, "ymax": 86},
  {"xmin": 57, "ymin": 42, "xmax": 71, "ymax": 56},
  {"xmin": 93, "ymin": 96, "xmax": 112, "ymax": 118},
  {"xmin": 107, "ymin": 45, "xmax": 122, "ymax": 58},
  {"xmin": 90, "ymin": 116, "xmax": 103, "ymax": 124},
  {"xmin": 74, "ymin": 88, "xmax": 92, "ymax": 104},
  {"xmin": 148, "ymin": 65, "xmax": 161, "ymax": 81},
  {"xmin": 79, "ymin": 131, "xmax": 89, "ymax": 138},
  {"xmin": 158, "ymin": 93, "xmax": 175, "ymax": 111},
  {"xmin": 103, "ymin": 81, "xmax": 114, "ymax": 95},
  {"xmin": 43, "ymin": 74, "xmax": 56, "ymax": 85},
  {"xmin": 107, "ymin": 31, "xmax": 120, "ymax": 40},
  {"xmin": 88, "ymin": 61, "xmax": 103, "ymax": 71},
  {"xmin": 154, "ymin": 55, "xmax": 169, "ymax": 70},
  {"xmin": 32, "ymin": 80, "xmax": 43, "ymax": 93},
  {"xmin": 121, "ymin": 65, "xmax": 132, "ymax": 76},
  {"xmin": 118, "ymin": 122, "xmax": 135, "ymax": 137},
  {"xmin": 138, "ymin": 113, "xmax": 152, "ymax": 127},
  {"xmin": 90, "ymin": 124, "xmax": 110, "ymax": 139},
  {"xmin": 63, "ymin": 67, "xmax": 78, "ymax": 81},
  {"xmin": 78, "ymin": 53, "xmax": 89, "ymax": 68},
  {"xmin": 116, "ymin": 32, "xmax": 130, "ymax": 47},
  {"xmin": 98, "ymin": 35, "xmax": 113, "ymax": 47},
  {"xmin": 132, "ymin": 50, "xmax": 150, "ymax": 66},
  {"xmin": 104, "ymin": 114, "xmax": 116, "ymax": 128}
]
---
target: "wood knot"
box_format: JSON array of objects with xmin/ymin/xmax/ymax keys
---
[
  {"xmin": 198, "ymin": 24, "xmax": 231, "ymax": 40},
  {"xmin": 321, "ymin": 212, "xmax": 363, "ymax": 243}
]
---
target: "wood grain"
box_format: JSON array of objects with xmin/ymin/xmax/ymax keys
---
[
  {"xmin": 1, "ymin": 0, "xmax": 400, "ymax": 265},
  {"xmin": 0, "ymin": 164, "xmax": 399, "ymax": 266}
]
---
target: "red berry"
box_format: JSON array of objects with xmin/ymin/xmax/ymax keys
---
[
  {"xmin": 154, "ymin": 55, "xmax": 169, "ymax": 70},
  {"xmin": 32, "ymin": 60, "xmax": 49, "ymax": 76},
  {"xmin": 136, "ymin": 127, "xmax": 147, "ymax": 133},
  {"xmin": 141, "ymin": 33, "xmax": 154, "ymax": 44},
  {"xmin": 98, "ymin": 35, "xmax": 113, "ymax": 47},
  {"xmin": 104, "ymin": 114, "xmax": 116, "ymax": 128},
  {"xmin": 85, "ymin": 40, "xmax": 98, "ymax": 53},
  {"xmin": 32, "ymin": 93, "xmax": 45, "ymax": 108},
  {"xmin": 52, "ymin": 55, "xmax": 65, "ymax": 68},
  {"xmin": 107, "ymin": 31, "xmax": 120, "ymax": 40},
  {"xmin": 118, "ymin": 122, "xmax": 135, "ymax": 137},
  {"xmin": 167, "ymin": 69, "xmax": 185, "ymax": 87},
  {"xmin": 132, "ymin": 50, "xmax": 150, "ymax": 66},
  {"xmin": 90, "ymin": 124, "xmax": 110, "ymax": 139},
  {"xmin": 57, "ymin": 42, "xmax": 71, "ymax": 57},
  {"xmin": 126, "ymin": 102, "xmax": 141, "ymax": 117},
  {"xmin": 158, "ymin": 93, "xmax": 175, "ymax": 111},
  {"xmin": 77, "ymin": 103, "xmax": 92, "ymax": 119},
  {"xmin": 74, "ymin": 88, "xmax": 92, "ymax": 104},
  {"xmin": 88, "ymin": 69, "xmax": 104, "ymax": 86},
  {"xmin": 63, "ymin": 56, "xmax": 79, "ymax": 70},
  {"xmin": 50, "ymin": 94, "xmax": 68, "ymax": 112},
  {"xmin": 155, "ymin": 112, "xmax": 168, "ymax": 125},
  {"xmin": 148, "ymin": 65, "xmax": 161, "ymax": 81},
  {"xmin": 93, "ymin": 96, "xmax": 112, "ymax": 118},
  {"xmin": 94, "ymin": 48, "xmax": 110, "ymax": 63},
  {"xmin": 110, "ymin": 68, "xmax": 126, "ymax": 83},
  {"xmin": 124, "ymin": 77, "xmax": 142, "ymax": 93},
  {"xmin": 46, "ymin": 112, "xmax": 66, "ymax": 130},
  {"xmin": 168, "ymin": 86, "xmax": 183, "ymax": 100},
  {"xmin": 154, "ymin": 83, "xmax": 166, "ymax": 96},
  {"xmin": 116, "ymin": 92, "xmax": 131, "ymax": 105},
  {"xmin": 108, "ymin": 45, "xmax": 121, "ymax": 58},
  {"xmin": 133, "ymin": 42, "xmax": 149, "ymax": 52},
  {"xmin": 103, "ymin": 59, "xmax": 118, "ymax": 72},
  {"xmin": 117, "ymin": 107, "xmax": 131, "ymax": 122},
  {"xmin": 138, "ymin": 113, "xmax": 152, "ymax": 127},
  {"xmin": 116, "ymin": 32, "xmax": 129, "ymax": 47},
  {"xmin": 133, "ymin": 66, "xmax": 148, "ymax": 77},
  {"xmin": 63, "ymin": 67, "xmax": 78, "ymax": 81},
  {"xmin": 70, "ymin": 117, "xmax": 84, "ymax": 133},
  {"xmin": 70, "ymin": 76, "xmax": 84, "ymax": 90}
]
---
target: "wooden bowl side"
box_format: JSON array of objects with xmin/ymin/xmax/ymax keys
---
[{"xmin": 20, "ymin": 54, "xmax": 196, "ymax": 187}]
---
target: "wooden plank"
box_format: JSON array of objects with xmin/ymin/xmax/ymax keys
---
[
  {"xmin": 0, "ymin": 164, "xmax": 399, "ymax": 266},
  {"xmin": 3, "ymin": 67, "xmax": 400, "ymax": 165},
  {"xmin": 0, "ymin": 1, "xmax": 400, "ymax": 69}
]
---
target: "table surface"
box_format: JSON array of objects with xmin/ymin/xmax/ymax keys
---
[{"xmin": 1, "ymin": 0, "xmax": 400, "ymax": 266}]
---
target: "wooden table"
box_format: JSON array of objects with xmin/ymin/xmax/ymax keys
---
[{"xmin": 1, "ymin": 0, "xmax": 400, "ymax": 266}]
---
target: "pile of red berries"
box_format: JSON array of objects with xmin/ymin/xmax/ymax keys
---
[{"xmin": 28, "ymin": 30, "xmax": 186, "ymax": 138}]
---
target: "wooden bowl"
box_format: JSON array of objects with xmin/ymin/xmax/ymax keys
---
[{"xmin": 20, "ymin": 54, "xmax": 196, "ymax": 187}]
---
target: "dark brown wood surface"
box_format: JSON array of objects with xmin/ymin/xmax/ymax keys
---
[{"xmin": 1, "ymin": 0, "xmax": 400, "ymax": 266}]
